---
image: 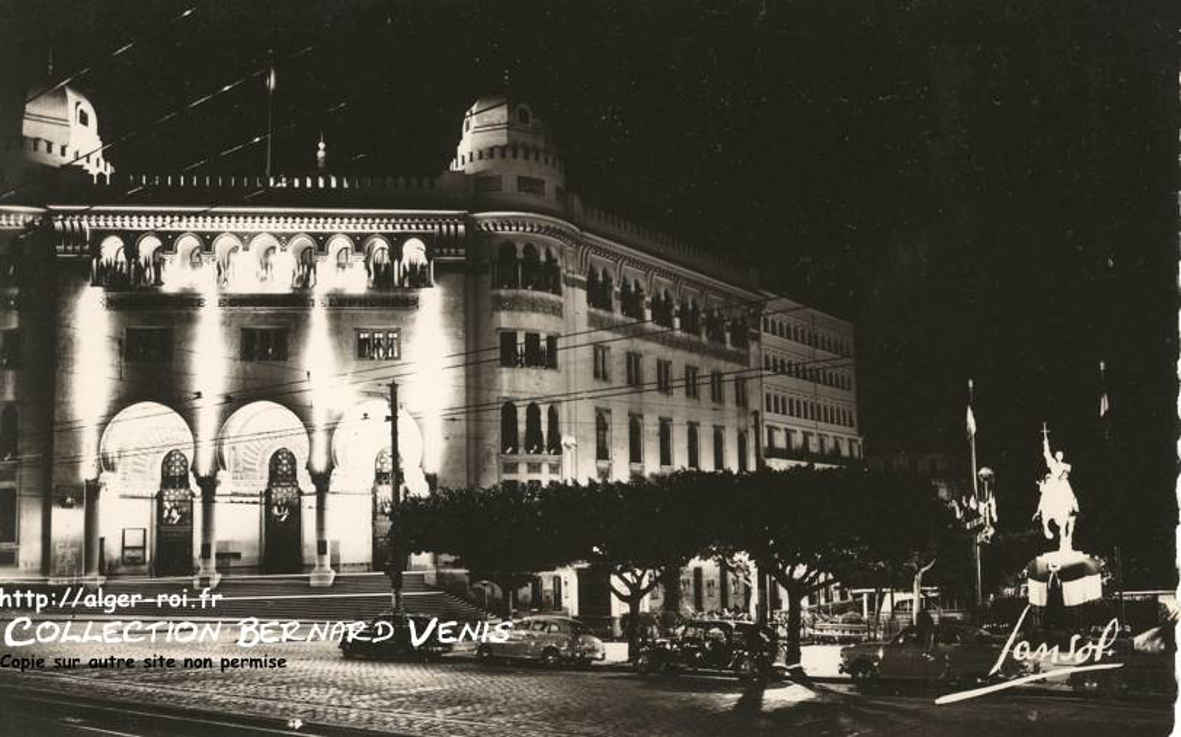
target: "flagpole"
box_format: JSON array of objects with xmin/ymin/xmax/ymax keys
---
[
  {"xmin": 967, "ymin": 379, "xmax": 982, "ymax": 610},
  {"xmin": 265, "ymin": 57, "xmax": 275, "ymax": 179}
]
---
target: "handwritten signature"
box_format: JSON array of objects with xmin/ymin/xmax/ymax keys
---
[{"xmin": 935, "ymin": 604, "xmax": 1124, "ymax": 704}]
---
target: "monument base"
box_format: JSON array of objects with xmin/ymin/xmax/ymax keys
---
[{"xmin": 1027, "ymin": 549, "xmax": 1103, "ymax": 607}]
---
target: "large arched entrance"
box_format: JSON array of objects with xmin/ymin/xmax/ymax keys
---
[
  {"xmin": 217, "ymin": 401, "xmax": 311, "ymax": 574},
  {"xmin": 332, "ymin": 399, "xmax": 427, "ymax": 571},
  {"xmin": 155, "ymin": 449, "xmax": 194, "ymax": 576},
  {"xmin": 100, "ymin": 403, "xmax": 196, "ymax": 576}
]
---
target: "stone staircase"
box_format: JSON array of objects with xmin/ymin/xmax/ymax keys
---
[{"xmin": 22, "ymin": 572, "xmax": 492, "ymax": 623}]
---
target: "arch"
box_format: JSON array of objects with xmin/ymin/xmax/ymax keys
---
[
  {"xmin": 496, "ymin": 242, "xmax": 519, "ymax": 289},
  {"xmin": 100, "ymin": 402, "xmax": 195, "ymax": 483},
  {"xmin": 402, "ymin": 237, "xmax": 428, "ymax": 266},
  {"xmin": 211, "ymin": 233, "xmax": 244, "ymax": 269},
  {"xmin": 521, "ymin": 244, "xmax": 540, "ymax": 290},
  {"xmin": 287, "ymin": 234, "xmax": 317, "ymax": 289},
  {"xmin": 500, "ymin": 402, "xmax": 518, "ymax": 454},
  {"xmin": 136, "ymin": 234, "xmax": 163, "ymax": 261},
  {"xmin": 325, "ymin": 234, "xmax": 355, "ymax": 264},
  {"xmin": 546, "ymin": 405, "xmax": 560, "ymax": 455},
  {"xmin": 524, "ymin": 403, "xmax": 543, "ymax": 454},
  {"xmin": 263, "ymin": 446, "xmax": 303, "ymax": 573},
  {"xmin": 217, "ymin": 401, "xmax": 309, "ymax": 484},
  {"xmin": 156, "ymin": 447, "xmax": 194, "ymax": 575},
  {"xmin": 174, "ymin": 233, "xmax": 204, "ymax": 268},
  {"xmin": 331, "ymin": 398, "xmax": 424, "ymax": 485},
  {"xmin": 99, "ymin": 235, "xmax": 125, "ymax": 262}
]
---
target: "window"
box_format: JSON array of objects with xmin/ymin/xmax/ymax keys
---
[
  {"xmin": 524, "ymin": 332, "xmax": 542, "ymax": 366},
  {"xmin": 595, "ymin": 409, "xmax": 610, "ymax": 461},
  {"xmin": 518, "ymin": 176, "xmax": 545, "ymax": 196},
  {"xmin": 0, "ymin": 406, "xmax": 15, "ymax": 461},
  {"xmin": 593, "ymin": 345, "xmax": 611, "ymax": 381},
  {"xmin": 687, "ymin": 422, "xmax": 699, "ymax": 469},
  {"xmin": 0, "ymin": 488, "xmax": 14, "ymax": 546},
  {"xmin": 628, "ymin": 414, "xmax": 643, "ymax": 465},
  {"xmin": 659, "ymin": 418, "xmax": 672, "ymax": 466},
  {"xmin": 118, "ymin": 327, "xmax": 169, "ymax": 364},
  {"xmin": 626, "ymin": 352, "xmax": 642, "ymax": 387},
  {"xmin": 475, "ymin": 175, "xmax": 502, "ymax": 193},
  {"xmin": 356, "ymin": 329, "xmax": 400, "ymax": 361},
  {"xmin": 710, "ymin": 371, "xmax": 724, "ymax": 403},
  {"xmin": 77, "ymin": 106, "xmax": 88, "ymax": 127},
  {"xmin": 501, "ymin": 403, "xmax": 518, "ymax": 454},
  {"xmin": 121, "ymin": 528, "xmax": 146, "ymax": 565},
  {"xmin": 546, "ymin": 335, "xmax": 559, "ymax": 369},
  {"xmin": 735, "ymin": 378, "xmax": 748, "ymax": 408},
  {"xmin": 547, "ymin": 405, "xmax": 561, "ymax": 454},
  {"xmin": 766, "ymin": 426, "xmax": 777, "ymax": 449},
  {"xmin": 685, "ymin": 366, "xmax": 699, "ymax": 399},
  {"xmin": 737, "ymin": 431, "xmax": 748, "ymax": 472},
  {"xmin": 0, "ymin": 330, "xmax": 18, "ymax": 369},
  {"xmin": 656, "ymin": 359, "xmax": 672, "ymax": 394},
  {"xmin": 713, "ymin": 426, "xmax": 725, "ymax": 470},
  {"xmin": 500, "ymin": 332, "xmax": 518, "ymax": 367},
  {"xmin": 240, "ymin": 328, "xmax": 288, "ymax": 361},
  {"xmin": 524, "ymin": 403, "xmax": 543, "ymax": 453}
]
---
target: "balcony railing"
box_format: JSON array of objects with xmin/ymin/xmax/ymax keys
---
[{"xmin": 764, "ymin": 446, "xmax": 857, "ymax": 466}]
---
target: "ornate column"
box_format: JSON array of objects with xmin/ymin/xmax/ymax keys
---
[
  {"xmin": 194, "ymin": 474, "xmax": 221, "ymax": 587},
  {"xmin": 82, "ymin": 478, "xmax": 103, "ymax": 581},
  {"xmin": 309, "ymin": 470, "xmax": 335, "ymax": 587}
]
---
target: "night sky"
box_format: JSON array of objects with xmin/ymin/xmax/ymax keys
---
[{"xmin": 1, "ymin": 0, "xmax": 1177, "ymax": 584}]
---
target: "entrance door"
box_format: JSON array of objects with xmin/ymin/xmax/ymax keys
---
[
  {"xmin": 263, "ymin": 448, "xmax": 303, "ymax": 573},
  {"xmin": 155, "ymin": 450, "xmax": 193, "ymax": 576}
]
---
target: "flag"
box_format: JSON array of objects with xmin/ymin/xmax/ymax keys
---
[
  {"xmin": 266, "ymin": 67, "xmax": 276, "ymax": 92},
  {"xmin": 1099, "ymin": 360, "xmax": 1110, "ymax": 419},
  {"xmin": 966, "ymin": 405, "xmax": 976, "ymax": 437}
]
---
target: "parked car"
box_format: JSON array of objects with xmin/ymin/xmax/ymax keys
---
[
  {"xmin": 475, "ymin": 615, "xmax": 606, "ymax": 667},
  {"xmin": 634, "ymin": 619, "xmax": 780, "ymax": 682},
  {"xmin": 340, "ymin": 611, "xmax": 454, "ymax": 660},
  {"xmin": 840, "ymin": 623, "xmax": 1018, "ymax": 687},
  {"xmin": 1069, "ymin": 623, "xmax": 1177, "ymax": 699}
]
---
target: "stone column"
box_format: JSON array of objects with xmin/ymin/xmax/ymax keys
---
[
  {"xmin": 309, "ymin": 470, "xmax": 335, "ymax": 587},
  {"xmin": 82, "ymin": 478, "xmax": 103, "ymax": 581},
  {"xmin": 195, "ymin": 475, "xmax": 221, "ymax": 587}
]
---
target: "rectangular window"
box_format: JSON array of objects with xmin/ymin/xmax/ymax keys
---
[
  {"xmin": 475, "ymin": 175, "xmax": 503, "ymax": 192},
  {"xmin": 713, "ymin": 425, "xmax": 725, "ymax": 470},
  {"xmin": 240, "ymin": 328, "xmax": 288, "ymax": 361},
  {"xmin": 628, "ymin": 414, "xmax": 643, "ymax": 465},
  {"xmin": 546, "ymin": 335, "xmax": 558, "ymax": 369},
  {"xmin": 500, "ymin": 331, "xmax": 518, "ymax": 367},
  {"xmin": 659, "ymin": 418, "xmax": 672, "ymax": 466},
  {"xmin": 121, "ymin": 528, "xmax": 146, "ymax": 565},
  {"xmin": 595, "ymin": 409, "xmax": 611, "ymax": 461},
  {"xmin": 593, "ymin": 345, "xmax": 611, "ymax": 381},
  {"xmin": 687, "ymin": 422, "xmax": 699, "ymax": 469},
  {"xmin": 626, "ymin": 352, "xmax": 642, "ymax": 387},
  {"xmin": 685, "ymin": 366, "xmax": 699, "ymax": 399},
  {"xmin": 656, "ymin": 359, "xmax": 672, "ymax": 394},
  {"xmin": 0, "ymin": 330, "xmax": 19, "ymax": 369},
  {"xmin": 766, "ymin": 426, "xmax": 777, "ymax": 449},
  {"xmin": 524, "ymin": 332, "xmax": 542, "ymax": 366},
  {"xmin": 0, "ymin": 488, "xmax": 14, "ymax": 543},
  {"xmin": 124, "ymin": 327, "xmax": 172, "ymax": 364},
  {"xmin": 518, "ymin": 176, "xmax": 545, "ymax": 196},
  {"xmin": 355, "ymin": 329, "xmax": 400, "ymax": 361},
  {"xmin": 710, "ymin": 371, "xmax": 723, "ymax": 403},
  {"xmin": 735, "ymin": 378, "xmax": 748, "ymax": 408}
]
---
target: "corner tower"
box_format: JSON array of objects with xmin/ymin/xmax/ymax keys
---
[{"xmin": 450, "ymin": 95, "xmax": 566, "ymax": 198}]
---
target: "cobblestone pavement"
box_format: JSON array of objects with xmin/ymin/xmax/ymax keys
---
[{"xmin": 0, "ymin": 623, "xmax": 1173, "ymax": 737}]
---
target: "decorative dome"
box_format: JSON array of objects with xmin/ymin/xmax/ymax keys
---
[
  {"xmin": 19, "ymin": 82, "xmax": 112, "ymax": 177},
  {"xmin": 453, "ymin": 94, "xmax": 564, "ymax": 192}
]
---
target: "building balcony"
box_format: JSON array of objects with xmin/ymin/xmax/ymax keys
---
[{"xmin": 764, "ymin": 446, "xmax": 857, "ymax": 466}]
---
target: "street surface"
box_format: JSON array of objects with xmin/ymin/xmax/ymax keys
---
[{"xmin": 0, "ymin": 622, "xmax": 1173, "ymax": 737}]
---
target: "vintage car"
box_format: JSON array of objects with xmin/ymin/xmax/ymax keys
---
[
  {"xmin": 633, "ymin": 619, "xmax": 780, "ymax": 682},
  {"xmin": 839, "ymin": 623, "xmax": 1018, "ymax": 687},
  {"xmin": 339, "ymin": 611, "xmax": 455, "ymax": 660},
  {"xmin": 475, "ymin": 615, "xmax": 606, "ymax": 667},
  {"xmin": 1068, "ymin": 623, "xmax": 1177, "ymax": 699}
]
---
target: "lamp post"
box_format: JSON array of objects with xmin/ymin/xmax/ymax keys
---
[{"xmin": 388, "ymin": 381, "xmax": 404, "ymax": 612}]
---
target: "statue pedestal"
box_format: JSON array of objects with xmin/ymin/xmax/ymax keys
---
[{"xmin": 1027, "ymin": 549, "xmax": 1103, "ymax": 608}]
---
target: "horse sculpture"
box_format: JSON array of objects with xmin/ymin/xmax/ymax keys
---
[{"xmin": 1033, "ymin": 426, "xmax": 1079, "ymax": 552}]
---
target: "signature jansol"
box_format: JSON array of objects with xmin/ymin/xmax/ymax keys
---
[{"xmin": 935, "ymin": 604, "xmax": 1124, "ymax": 704}]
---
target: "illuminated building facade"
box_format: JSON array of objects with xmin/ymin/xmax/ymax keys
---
[{"xmin": 0, "ymin": 88, "xmax": 858, "ymax": 622}]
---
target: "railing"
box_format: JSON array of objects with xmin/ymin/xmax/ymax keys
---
[{"xmin": 764, "ymin": 446, "xmax": 857, "ymax": 466}]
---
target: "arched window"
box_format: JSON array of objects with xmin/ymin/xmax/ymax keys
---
[
  {"xmin": 543, "ymin": 249, "xmax": 561, "ymax": 295},
  {"xmin": 521, "ymin": 244, "xmax": 540, "ymax": 290},
  {"xmin": 335, "ymin": 247, "xmax": 350, "ymax": 271},
  {"xmin": 76, "ymin": 104, "xmax": 89, "ymax": 127},
  {"xmin": 269, "ymin": 448, "xmax": 298, "ymax": 486},
  {"xmin": 601, "ymin": 270, "xmax": 613, "ymax": 311},
  {"xmin": 375, "ymin": 447, "xmax": 393, "ymax": 486},
  {"xmin": 628, "ymin": 415, "xmax": 643, "ymax": 465},
  {"xmin": 161, "ymin": 450, "xmax": 189, "ymax": 489},
  {"xmin": 496, "ymin": 243, "xmax": 518, "ymax": 289},
  {"xmin": 654, "ymin": 289, "xmax": 673, "ymax": 328},
  {"xmin": 620, "ymin": 280, "xmax": 632, "ymax": 315},
  {"xmin": 546, "ymin": 405, "xmax": 561, "ymax": 455},
  {"xmin": 524, "ymin": 403, "xmax": 543, "ymax": 454},
  {"xmin": 501, "ymin": 403, "xmax": 518, "ymax": 454},
  {"xmin": 586, "ymin": 268, "xmax": 601, "ymax": 308},
  {"xmin": 0, "ymin": 405, "xmax": 16, "ymax": 460}
]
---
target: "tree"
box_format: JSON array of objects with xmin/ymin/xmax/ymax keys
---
[
  {"xmin": 713, "ymin": 467, "xmax": 872, "ymax": 664},
  {"xmin": 400, "ymin": 484, "xmax": 579, "ymax": 617},
  {"xmin": 575, "ymin": 473, "xmax": 712, "ymax": 655}
]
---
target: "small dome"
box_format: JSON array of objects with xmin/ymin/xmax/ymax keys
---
[
  {"xmin": 19, "ymin": 81, "xmax": 112, "ymax": 177},
  {"xmin": 453, "ymin": 94, "xmax": 563, "ymax": 191}
]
